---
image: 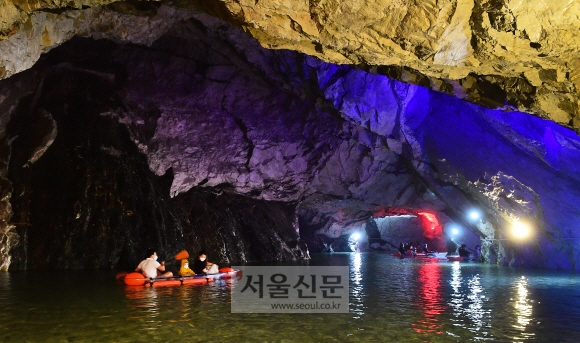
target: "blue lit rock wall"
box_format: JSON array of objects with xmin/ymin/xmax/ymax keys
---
[{"xmin": 314, "ymin": 62, "xmax": 580, "ymax": 269}]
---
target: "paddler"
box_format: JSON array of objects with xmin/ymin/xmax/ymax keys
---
[
  {"xmin": 193, "ymin": 251, "xmax": 219, "ymax": 275},
  {"xmin": 135, "ymin": 248, "xmax": 173, "ymax": 279}
]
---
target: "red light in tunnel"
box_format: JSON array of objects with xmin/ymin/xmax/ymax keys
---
[
  {"xmin": 370, "ymin": 208, "xmax": 446, "ymax": 251},
  {"xmin": 417, "ymin": 211, "xmax": 438, "ymax": 224},
  {"xmin": 416, "ymin": 211, "xmax": 446, "ymax": 251}
]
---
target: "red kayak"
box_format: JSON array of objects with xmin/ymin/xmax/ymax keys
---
[
  {"xmin": 447, "ymin": 256, "xmax": 464, "ymax": 261},
  {"xmin": 393, "ymin": 252, "xmax": 427, "ymax": 258},
  {"xmin": 447, "ymin": 256, "xmax": 477, "ymax": 262},
  {"xmin": 121, "ymin": 267, "xmax": 238, "ymax": 287},
  {"xmin": 392, "ymin": 252, "xmax": 451, "ymax": 261}
]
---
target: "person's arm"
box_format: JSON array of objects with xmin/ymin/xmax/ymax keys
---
[
  {"xmin": 135, "ymin": 261, "xmax": 144, "ymax": 272},
  {"xmin": 157, "ymin": 261, "xmax": 166, "ymax": 272}
]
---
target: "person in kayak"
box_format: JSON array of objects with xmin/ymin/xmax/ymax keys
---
[
  {"xmin": 398, "ymin": 242, "xmax": 406, "ymax": 256},
  {"xmin": 179, "ymin": 259, "xmax": 195, "ymax": 276},
  {"xmin": 458, "ymin": 244, "xmax": 471, "ymax": 258},
  {"xmin": 410, "ymin": 243, "xmax": 417, "ymax": 256},
  {"xmin": 193, "ymin": 251, "xmax": 219, "ymax": 274},
  {"xmin": 135, "ymin": 249, "xmax": 173, "ymax": 279}
]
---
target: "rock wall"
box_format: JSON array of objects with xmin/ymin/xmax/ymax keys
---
[
  {"xmin": 0, "ymin": 14, "xmax": 436, "ymax": 269},
  {"xmin": 206, "ymin": 0, "xmax": 580, "ymax": 126},
  {"xmin": 375, "ymin": 215, "xmax": 424, "ymax": 248},
  {"xmin": 1, "ymin": 1, "xmax": 579, "ymax": 126},
  {"xmin": 0, "ymin": 70, "xmax": 40, "ymax": 271},
  {"xmin": 315, "ymin": 62, "xmax": 580, "ymax": 268},
  {"xmin": 5, "ymin": 62, "xmax": 308, "ymax": 270}
]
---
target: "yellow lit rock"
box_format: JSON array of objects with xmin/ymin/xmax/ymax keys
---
[{"xmin": 1, "ymin": 0, "xmax": 580, "ymax": 127}]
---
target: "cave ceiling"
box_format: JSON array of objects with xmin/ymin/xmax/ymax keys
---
[
  {"xmin": 1, "ymin": 0, "xmax": 579, "ymax": 126},
  {"xmin": 1, "ymin": 0, "xmax": 580, "ymax": 270}
]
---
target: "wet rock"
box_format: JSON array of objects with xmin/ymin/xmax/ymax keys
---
[{"xmin": 363, "ymin": 217, "xmax": 383, "ymax": 250}]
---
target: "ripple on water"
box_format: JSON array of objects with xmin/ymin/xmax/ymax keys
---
[{"xmin": 1, "ymin": 254, "xmax": 580, "ymax": 342}]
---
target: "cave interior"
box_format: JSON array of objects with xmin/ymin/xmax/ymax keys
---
[{"xmin": 1, "ymin": 1, "xmax": 580, "ymax": 272}]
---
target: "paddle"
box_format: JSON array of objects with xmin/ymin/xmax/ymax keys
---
[
  {"xmin": 174, "ymin": 249, "xmax": 190, "ymax": 260},
  {"xmin": 161, "ymin": 249, "xmax": 190, "ymax": 266}
]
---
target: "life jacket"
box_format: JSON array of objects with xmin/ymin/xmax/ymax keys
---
[{"xmin": 179, "ymin": 259, "xmax": 195, "ymax": 276}]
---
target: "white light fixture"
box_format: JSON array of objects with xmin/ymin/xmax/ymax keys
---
[
  {"xmin": 512, "ymin": 221, "xmax": 531, "ymax": 239},
  {"xmin": 350, "ymin": 232, "xmax": 361, "ymax": 241},
  {"xmin": 469, "ymin": 210, "xmax": 480, "ymax": 220}
]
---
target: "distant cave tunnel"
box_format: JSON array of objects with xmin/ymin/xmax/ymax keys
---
[{"xmin": 298, "ymin": 208, "xmax": 462, "ymax": 254}]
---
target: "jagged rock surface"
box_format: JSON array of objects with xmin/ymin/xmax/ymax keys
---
[
  {"xmin": 0, "ymin": 4, "xmax": 580, "ymax": 270},
  {"xmin": 202, "ymin": 0, "xmax": 580, "ymax": 126},
  {"xmin": 1, "ymin": 0, "xmax": 580, "ymax": 127},
  {"xmin": 317, "ymin": 63, "xmax": 580, "ymax": 268},
  {"xmin": 0, "ymin": 15, "xmax": 435, "ymax": 269},
  {"xmin": 4, "ymin": 53, "xmax": 309, "ymax": 269}
]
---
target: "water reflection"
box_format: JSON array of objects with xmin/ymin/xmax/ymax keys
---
[
  {"xmin": 449, "ymin": 262, "xmax": 463, "ymax": 317},
  {"xmin": 412, "ymin": 262, "xmax": 445, "ymax": 335},
  {"xmin": 466, "ymin": 273, "xmax": 484, "ymax": 331},
  {"xmin": 0, "ymin": 273, "xmax": 13, "ymax": 334},
  {"xmin": 350, "ymin": 252, "xmax": 364, "ymax": 319},
  {"xmin": 1, "ymin": 256, "xmax": 579, "ymax": 342},
  {"xmin": 448, "ymin": 262, "xmax": 492, "ymax": 339},
  {"xmin": 124, "ymin": 286, "xmax": 162, "ymax": 330},
  {"xmin": 512, "ymin": 276, "xmax": 534, "ymax": 342},
  {"xmin": 352, "ymin": 252, "xmax": 362, "ymax": 284}
]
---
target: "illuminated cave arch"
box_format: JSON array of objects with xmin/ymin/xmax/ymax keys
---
[{"xmin": 372, "ymin": 207, "xmax": 446, "ymax": 252}]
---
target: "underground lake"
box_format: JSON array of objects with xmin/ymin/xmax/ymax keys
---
[{"xmin": 2, "ymin": 253, "xmax": 580, "ymax": 342}]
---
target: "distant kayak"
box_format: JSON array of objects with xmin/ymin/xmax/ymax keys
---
[
  {"xmin": 447, "ymin": 256, "xmax": 465, "ymax": 262},
  {"xmin": 447, "ymin": 256, "xmax": 479, "ymax": 262},
  {"xmin": 393, "ymin": 252, "xmax": 426, "ymax": 258},
  {"xmin": 121, "ymin": 268, "xmax": 238, "ymax": 287},
  {"xmin": 393, "ymin": 252, "xmax": 447, "ymax": 260}
]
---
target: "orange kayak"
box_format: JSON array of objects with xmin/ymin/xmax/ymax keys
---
[{"xmin": 122, "ymin": 268, "xmax": 238, "ymax": 287}]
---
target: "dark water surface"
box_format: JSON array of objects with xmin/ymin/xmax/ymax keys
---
[{"xmin": 1, "ymin": 253, "xmax": 580, "ymax": 342}]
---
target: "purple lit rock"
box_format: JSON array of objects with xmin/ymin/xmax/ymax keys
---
[{"xmin": 0, "ymin": 12, "xmax": 580, "ymax": 271}]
